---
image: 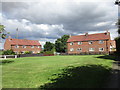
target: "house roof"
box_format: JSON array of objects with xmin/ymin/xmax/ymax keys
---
[
  {"xmin": 67, "ymin": 32, "xmax": 110, "ymax": 42},
  {"xmin": 6, "ymin": 38, "xmax": 41, "ymax": 46}
]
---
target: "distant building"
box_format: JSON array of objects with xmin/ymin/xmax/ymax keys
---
[
  {"xmin": 4, "ymin": 37, "xmax": 42, "ymax": 54},
  {"xmin": 67, "ymin": 31, "xmax": 116, "ymax": 54}
]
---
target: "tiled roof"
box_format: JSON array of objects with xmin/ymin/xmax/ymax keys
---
[
  {"xmin": 6, "ymin": 38, "xmax": 41, "ymax": 46},
  {"xmin": 67, "ymin": 32, "xmax": 110, "ymax": 42}
]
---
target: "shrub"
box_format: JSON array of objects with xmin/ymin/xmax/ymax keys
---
[
  {"xmin": 2, "ymin": 49, "xmax": 15, "ymax": 55},
  {"xmin": 24, "ymin": 51, "xmax": 32, "ymax": 54},
  {"xmin": 44, "ymin": 51, "xmax": 54, "ymax": 55}
]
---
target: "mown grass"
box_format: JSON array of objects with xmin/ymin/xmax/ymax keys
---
[{"xmin": 2, "ymin": 55, "xmax": 114, "ymax": 88}]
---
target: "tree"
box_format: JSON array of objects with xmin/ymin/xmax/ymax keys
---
[
  {"xmin": 0, "ymin": 24, "xmax": 9, "ymax": 39},
  {"xmin": 44, "ymin": 42, "xmax": 54, "ymax": 51},
  {"xmin": 55, "ymin": 35, "xmax": 69, "ymax": 53}
]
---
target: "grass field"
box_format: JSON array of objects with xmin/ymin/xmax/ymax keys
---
[{"xmin": 2, "ymin": 55, "xmax": 115, "ymax": 88}]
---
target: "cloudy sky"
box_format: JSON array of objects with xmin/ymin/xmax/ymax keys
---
[{"xmin": 0, "ymin": 0, "xmax": 119, "ymax": 48}]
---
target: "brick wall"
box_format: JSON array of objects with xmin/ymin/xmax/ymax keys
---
[
  {"xmin": 67, "ymin": 40, "xmax": 110, "ymax": 54},
  {"xmin": 4, "ymin": 38, "xmax": 42, "ymax": 54},
  {"xmin": 11, "ymin": 45, "xmax": 42, "ymax": 53}
]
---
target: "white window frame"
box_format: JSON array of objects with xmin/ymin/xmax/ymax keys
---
[
  {"xmin": 89, "ymin": 41, "xmax": 93, "ymax": 44},
  {"xmin": 70, "ymin": 48, "xmax": 74, "ymax": 51},
  {"xmin": 89, "ymin": 48, "xmax": 94, "ymax": 51},
  {"xmin": 99, "ymin": 40, "xmax": 104, "ymax": 44},
  {"xmin": 78, "ymin": 42, "xmax": 82, "ymax": 45},
  {"xmin": 31, "ymin": 46, "xmax": 34, "ymax": 48},
  {"xmin": 70, "ymin": 42, "xmax": 74, "ymax": 45},
  {"xmin": 15, "ymin": 45, "xmax": 19, "ymax": 48},
  {"xmin": 77, "ymin": 48, "xmax": 82, "ymax": 51},
  {"xmin": 99, "ymin": 48, "xmax": 104, "ymax": 51},
  {"xmin": 23, "ymin": 45, "xmax": 26, "ymax": 48},
  {"xmin": 38, "ymin": 46, "xmax": 40, "ymax": 48}
]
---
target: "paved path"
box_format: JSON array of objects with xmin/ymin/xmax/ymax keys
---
[{"xmin": 104, "ymin": 56, "xmax": 120, "ymax": 88}]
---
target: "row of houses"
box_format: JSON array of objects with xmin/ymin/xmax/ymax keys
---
[{"xmin": 4, "ymin": 31, "xmax": 116, "ymax": 54}]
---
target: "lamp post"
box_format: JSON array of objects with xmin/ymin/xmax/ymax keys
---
[{"xmin": 115, "ymin": 0, "xmax": 120, "ymax": 36}]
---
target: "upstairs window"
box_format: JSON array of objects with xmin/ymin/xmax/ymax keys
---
[
  {"xmin": 99, "ymin": 40, "xmax": 104, "ymax": 44},
  {"xmin": 15, "ymin": 45, "xmax": 19, "ymax": 48},
  {"xmin": 70, "ymin": 48, "xmax": 74, "ymax": 51},
  {"xmin": 31, "ymin": 46, "xmax": 34, "ymax": 48},
  {"xmin": 23, "ymin": 45, "xmax": 26, "ymax": 48},
  {"xmin": 70, "ymin": 42, "xmax": 74, "ymax": 45},
  {"xmin": 78, "ymin": 42, "xmax": 82, "ymax": 45},
  {"xmin": 89, "ymin": 41, "xmax": 93, "ymax": 44},
  {"xmin": 89, "ymin": 48, "xmax": 94, "ymax": 51}
]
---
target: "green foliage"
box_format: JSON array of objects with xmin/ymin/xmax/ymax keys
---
[
  {"xmin": 44, "ymin": 42, "xmax": 54, "ymax": 51},
  {"xmin": 2, "ymin": 49, "xmax": 15, "ymax": 55},
  {"xmin": 55, "ymin": 35, "xmax": 69, "ymax": 53},
  {"xmin": 115, "ymin": 37, "xmax": 120, "ymax": 54},
  {"xmin": 40, "ymin": 50, "xmax": 44, "ymax": 54},
  {"xmin": 44, "ymin": 50, "xmax": 54, "ymax": 55},
  {"xmin": 0, "ymin": 24, "xmax": 5, "ymax": 33},
  {"xmin": 0, "ymin": 24, "xmax": 10, "ymax": 39},
  {"xmin": 24, "ymin": 51, "xmax": 32, "ymax": 54}
]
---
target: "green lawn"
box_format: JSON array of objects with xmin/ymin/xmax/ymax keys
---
[{"xmin": 2, "ymin": 55, "xmax": 114, "ymax": 88}]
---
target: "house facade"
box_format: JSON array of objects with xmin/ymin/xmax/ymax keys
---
[
  {"xmin": 4, "ymin": 37, "xmax": 42, "ymax": 54},
  {"xmin": 67, "ymin": 31, "xmax": 116, "ymax": 54}
]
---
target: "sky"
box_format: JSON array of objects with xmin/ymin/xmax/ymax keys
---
[{"xmin": 0, "ymin": 0, "xmax": 119, "ymax": 49}]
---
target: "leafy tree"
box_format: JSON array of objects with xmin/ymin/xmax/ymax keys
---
[
  {"xmin": 55, "ymin": 35, "xmax": 69, "ymax": 53},
  {"xmin": 44, "ymin": 42, "xmax": 54, "ymax": 51},
  {"xmin": 0, "ymin": 24, "xmax": 9, "ymax": 39}
]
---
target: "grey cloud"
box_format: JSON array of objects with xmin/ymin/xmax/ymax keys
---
[{"xmin": 1, "ymin": 1, "xmax": 118, "ymax": 42}]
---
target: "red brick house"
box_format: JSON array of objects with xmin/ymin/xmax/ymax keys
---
[
  {"xmin": 4, "ymin": 37, "xmax": 42, "ymax": 54},
  {"xmin": 67, "ymin": 31, "xmax": 116, "ymax": 54}
]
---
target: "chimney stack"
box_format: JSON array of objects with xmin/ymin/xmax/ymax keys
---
[
  {"xmin": 85, "ymin": 33, "xmax": 88, "ymax": 36},
  {"xmin": 105, "ymin": 30, "xmax": 109, "ymax": 35}
]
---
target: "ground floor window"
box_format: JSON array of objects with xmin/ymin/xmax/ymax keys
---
[
  {"xmin": 77, "ymin": 48, "xmax": 82, "ymax": 51},
  {"xmin": 89, "ymin": 48, "xmax": 94, "ymax": 51},
  {"xmin": 99, "ymin": 48, "xmax": 104, "ymax": 51},
  {"xmin": 70, "ymin": 48, "xmax": 74, "ymax": 51}
]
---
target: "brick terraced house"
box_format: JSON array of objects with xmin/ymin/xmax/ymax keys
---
[
  {"xmin": 4, "ymin": 37, "xmax": 42, "ymax": 54},
  {"xmin": 67, "ymin": 31, "xmax": 116, "ymax": 54}
]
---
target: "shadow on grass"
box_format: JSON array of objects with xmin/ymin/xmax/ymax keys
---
[
  {"xmin": 0, "ymin": 60, "xmax": 14, "ymax": 65},
  {"xmin": 39, "ymin": 65, "xmax": 112, "ymax": 89},
  {"xmin": 96, "ymin": 55, "xmax": 118, "ymax": 61},
  {"xmin": 96, "ymin": 55, "xmax": 120, "ymax": 66}
]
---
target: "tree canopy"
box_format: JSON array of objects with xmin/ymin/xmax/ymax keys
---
[
  {"xmin": 44, "ymin": 41, "xmax": 54, "ymax": 51},
  {"xmin": 55, "ymin": 35, "xmax": 70, "ymax": 53}
]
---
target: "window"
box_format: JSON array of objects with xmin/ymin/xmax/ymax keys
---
[
  {"xmin": 89, "ymin": 48, "xmax": 94, "ymax": 51},
  {"xmin": 70, "ymin": 48, "xmax": 74, "ymax": 51},
  {"xmin": 89, "ymin": 41, "xmax": 93, "ymax": 44},
  {"xmin": 99, "ymin": 40, "xmax": 104, "ymax": 44},
  {"xmin": 77, "ymin": 48, "xmax": 82, "ymax": 51},
  {"xmin": 70, "ymin": 42, "xmax": 74, "ymax": 45},
  {"xmin": 31, "ymin": 46, "xmax": 34, "ymax": 48},
  {"xmin": 78, "ymin": 42, "xmax": 82, "ymax": 45},
  {"xmin": 99, "ymin": 48, "xmax": 104, "ymax": 51},
  {"xmin": 15, "ymin": 45, "xmax": 19, "ymax": 48},
  {"xmin": 23, "ymin": 45, "xmax": 26, "ymax": 48},
  {"xmin": 37, "ymin": 46, "xmax": 40, "ymax": 48}
]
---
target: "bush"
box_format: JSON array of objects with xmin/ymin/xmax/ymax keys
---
[
  {"xmin": 115, "ymin": 37, "xmax": 120, "ymax": 55},
  {"xmin": 44, "ymin": 51, "xmax": 54, "ymax": 55},
  {"xmin": 24, "ymin": 51, "xmax": 32, "ymax": 54},
  {"xmin": 2, "ymin": 49, "xmax": 15, "ymax": 55}
]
